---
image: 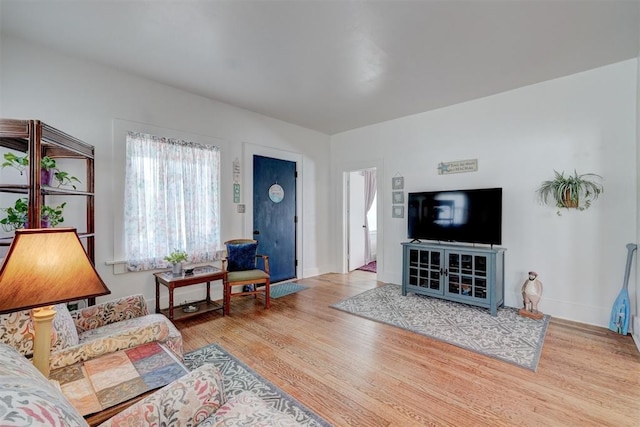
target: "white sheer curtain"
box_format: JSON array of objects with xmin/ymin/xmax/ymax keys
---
[
  {"xmin": 363, "ymin": 168, "xmax": 377, "ymax": 263},
  {"xmin": 124, "ymin": 131, "xmax": 221, "ymax": 271}
]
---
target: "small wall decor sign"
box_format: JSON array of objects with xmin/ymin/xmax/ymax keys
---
[
  {"xmin": 392, "ymin": 176, "xmax": 404, "ymax": 190},
  {"xmin": 392, "ymin": 206, "xmax": 404, "ymax": 218},
  {"xmin": 233, "ymin": 158, "xmax": 241, "ymax": 203},
  {"xmin": 438, "ymin": 159, "xmax": 478, "ymax": 175},
  {"xmin": 233, "ymin": 183, "xmax": 241, "ymax": 203},
  {"xmin": 392, "ymin": 191, "xmax": 404, "ymax": 204}
]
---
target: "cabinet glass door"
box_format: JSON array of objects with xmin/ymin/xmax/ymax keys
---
[
  {"xmin": 446, "ymin": 252, "xmax": 488, "ymax": 300},
  {"xmin": 448, "ymin": 253, "xmax": 461, "ymax": 294},
  {"xmin": 408, "ymin": 248, "xmax": 441, "ymax": 291},
  {"xmin": 474, "ymin": 255, "xmax": 488, "ymax": 299}
]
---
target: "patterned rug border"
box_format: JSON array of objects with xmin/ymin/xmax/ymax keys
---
[
  {"xmin": 184, "ymin": 343, "xmax": 330, "ymax": 426},
  {"xmin": 330, "ymin": 284, "xmax": 550, "ymax": 372}
]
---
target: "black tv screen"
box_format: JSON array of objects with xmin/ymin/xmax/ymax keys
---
[{"xmin": 407, "ymin": 188, "xmax": 502, "ymax": 245}]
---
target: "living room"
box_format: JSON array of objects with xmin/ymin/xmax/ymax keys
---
[{"xmin": 0, "ymin": 1, "xmax": 639, "ymax": 425}]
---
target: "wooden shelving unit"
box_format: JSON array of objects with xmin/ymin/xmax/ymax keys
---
[{"xmin": 0, "ymin": 118, "xmax": 96, "ymax": 304}]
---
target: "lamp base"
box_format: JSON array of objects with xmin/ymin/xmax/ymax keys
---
[{"xmin": 32, "ymin": 305, "xmax": 56, "ymax": 378}]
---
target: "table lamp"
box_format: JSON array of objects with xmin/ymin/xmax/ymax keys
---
[{"xmin": 0, "ymin": 228, "xmax": 111, "ymax": 377}]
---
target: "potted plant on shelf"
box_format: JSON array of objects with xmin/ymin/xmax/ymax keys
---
[
  {"xmin": 164, "ymin": 249, "xmax": 189, "ymax": 275},
  {"xmin": 41, "ymin": 202, "xmax": 67, "ymax": 227},
  {"xmin": 53, "ymin": 170, "xmax": 81, "ymax": 189},
  {"xmin": 40, "ymin": 155, "xmax": 56, "ymax": 186},
  {"xmin": 0, "ymin": 198, "xmax": 28, "ymax": 231},
  {"xmin": 537, "ymin": 170, "xmax": 604, "ymax": 215},
  {"xmin": 1, "ymin": 198, "xmax": 67, "ymax": 230},
  {"xmin": 2, "ymin": 152, "xmax": 29, "ymax": 175},
  {"xmin": 1, "ymin": 153, "xmax": 81, "ymax": 188}
]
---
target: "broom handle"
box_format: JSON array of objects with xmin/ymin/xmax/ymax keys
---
[{"xmin": 622, "ymin": 243, "xmax": 638, "ymax": 291}]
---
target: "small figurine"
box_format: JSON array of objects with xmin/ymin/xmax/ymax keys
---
[{"xmin": 519, "ymin": 271, "xmax": 544, "ymax": 320}]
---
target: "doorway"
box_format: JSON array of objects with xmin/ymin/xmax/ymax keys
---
[
  {"xmin": 253, "ymin": 155, "xmax": 297, "ymax": 283},
  {"xmin": 347, "ymin": 168, "xmax": 377, "ymax": 274},
  {"xmin": 243, "ymin": 143, "xmax": 302, "ymax": 283}
]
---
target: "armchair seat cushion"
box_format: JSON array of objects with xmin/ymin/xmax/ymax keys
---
[{"xmin": 226, "ymin": 269, "xmax": 269, "ymax": 283}]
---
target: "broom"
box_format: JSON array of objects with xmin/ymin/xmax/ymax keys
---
[{"xmin": 609, "ymin": 243, "xmax": 637, "ymax": 335}]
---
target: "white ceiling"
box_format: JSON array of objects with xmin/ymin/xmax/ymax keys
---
[{"xmin": 1, "ymin": 1, "xmax": 638, "ymax": 135}]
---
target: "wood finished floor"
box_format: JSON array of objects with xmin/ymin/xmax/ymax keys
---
[{"xmin": 175, "ymin": 271, "xmax": 640, "ymax": 426}]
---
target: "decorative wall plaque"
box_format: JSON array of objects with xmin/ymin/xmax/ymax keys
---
[
  {"xmin": 437, "ymin": 159, "xmax": 478, "ymax": 175},
  {"xmin": 268, "ymin": 183, "xmax": 284, "ymax": 203}
]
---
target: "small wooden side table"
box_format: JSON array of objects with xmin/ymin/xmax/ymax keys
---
[{"xmin": 154, "ymin": 265, "xmax": 227, "ymax": 321}]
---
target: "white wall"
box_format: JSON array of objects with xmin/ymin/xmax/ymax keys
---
[
  {"xmin": 0, "ymin": 36, "xmax": 333, "ymax": 306},
  {"xmin": 331, "ymin": 59, "xmax": 638, "ymax": 328},
  {"xmin": 1, "ymin": 34, "xmax": 637, "ymax": 328}
]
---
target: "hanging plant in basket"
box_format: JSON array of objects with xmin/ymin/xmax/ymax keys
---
[{"xmin": 537, "ymin": 170, "xmax": 603, "ymax": 215}]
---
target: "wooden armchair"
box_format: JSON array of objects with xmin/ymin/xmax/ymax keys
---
[{"xmin": 221, "ymin": 239, "xmax": 270, "ymax": 315}]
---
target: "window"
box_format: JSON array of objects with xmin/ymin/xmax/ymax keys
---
[{"xmin": 124, "ymin": 131, "xmax": 221, "ymax": 271}]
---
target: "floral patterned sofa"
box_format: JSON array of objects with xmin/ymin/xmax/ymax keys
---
[
  {"xmin": 0, "ymin": 342, "xmax": 303, "ymax": 426},
  {"xmin": 0, "ymin": 294, "xmax": 183, "ymax": 370}
]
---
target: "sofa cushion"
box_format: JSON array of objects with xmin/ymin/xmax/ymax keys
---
[
  {"xmin": 99, "ymin": 363, "xmax": 226, "ymax": 427},
  {"xmin": 0, "ymin": 343, "xmax": 87, "ymax": 427},
  {"xmin": 71, "ymin": 294, "xmax": 148, "ymax": 333}
]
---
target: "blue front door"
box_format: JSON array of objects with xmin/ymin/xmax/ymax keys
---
[{"xmin": 253, "ymin": 155, "xmax": 296, "ymax": 283}]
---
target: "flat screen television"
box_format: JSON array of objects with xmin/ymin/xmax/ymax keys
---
[{"xmin": 407, "ymin": 187, "xmax": 502, "ymax": 245}]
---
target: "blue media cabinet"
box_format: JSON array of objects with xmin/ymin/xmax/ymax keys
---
[{"xmin": 401, "ymin": 242, "xmax": 506, "ymax": 316}]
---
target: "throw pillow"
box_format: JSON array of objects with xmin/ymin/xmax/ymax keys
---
[
  {"xmin": 0, "ymin": 303, "xmax": 78, "ymax": 357},
  {"xmin": 51, "ymin": 304, "xmax": 79, "ymax": 351},
  {"xmin": 226, "ymin": 241, "xmax": 257, "ymax": 272}
]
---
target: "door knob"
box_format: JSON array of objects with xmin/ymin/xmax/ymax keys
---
[{"xmin": 253, "ymin": 230, "xmax": 260, "ymax": 235}]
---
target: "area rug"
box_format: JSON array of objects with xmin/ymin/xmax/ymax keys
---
[
  {"xmin": 270, "ymin": 282, "xmax": 309, "ymax": 299},
  {"xmin": 356, "ymin": 260, "xmax": 377, "ymax": 273},
  {"xmin": 331, "ymin": 284, "xmax": 550, "ymax": 371},
  {"xmin": 184, "ymin": 344, "xmax": 330, "ymax": 426}
]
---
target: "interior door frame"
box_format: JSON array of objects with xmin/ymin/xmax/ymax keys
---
[
  {"xmin": 338, "ymin": 159, "xmax": 384, "ymax": 276},
  {"xmin": 348, "ymin": 170, "xmax": 367, "ymax": 272},
  {"xmin": 243, "ymin": 143, "xmax": 302, "ymax": 280}
]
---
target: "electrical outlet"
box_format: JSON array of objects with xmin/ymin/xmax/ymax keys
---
[{"xmin": 237, "ymin": 204, "xmax": 245, "ymax": 213}]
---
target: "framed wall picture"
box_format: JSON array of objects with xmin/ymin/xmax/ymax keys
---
[
  {"xmin": 392, "ymin": 176, "xmax": 404, "ymax": 190},
  {"xmin": 392, "ymin": 206, "xmax": 404, "ymax": 218},
  {"xmin": 392, "ymin": 191, "xmax": 404, "ymax": 204}
]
